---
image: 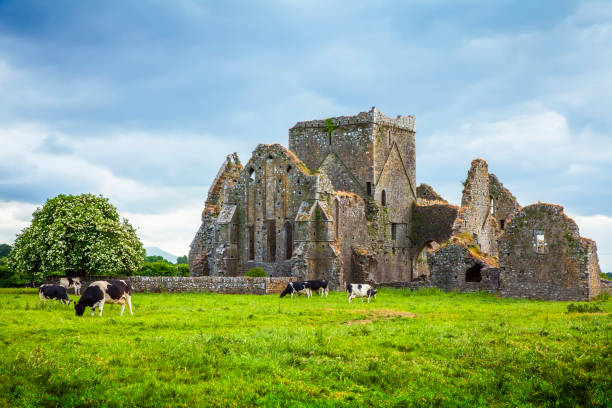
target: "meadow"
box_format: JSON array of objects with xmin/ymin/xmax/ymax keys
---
[{"xmin": 0, "ymin": 288, "xmax": 610, "ymax": 407}]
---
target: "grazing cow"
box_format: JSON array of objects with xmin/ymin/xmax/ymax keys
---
[
  {"xmin": 59, "ymin": 277, "xmax": 82, "ymax": 295},
  {"xmin": 346, "ymin": 283, "xmax": 377, "ymax": 303},
  {"xmin": 74, "ymin": 280, "xmax": 133, "ymax": 317},
  {"xmin": 279, "ymin": 281, "xmax": 312, "ymax": 299},
  {"xmin": 39, "ymin": 284, "xmax": 71, "ymax": 304},
  {"xmin": 304, "ymin": 279, "xmax": 329, "ymax": 297}
]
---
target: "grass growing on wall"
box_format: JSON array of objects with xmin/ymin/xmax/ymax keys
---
[{"xmin": 0, "ymin": 288, "xmax": 610, "ymax": 407}]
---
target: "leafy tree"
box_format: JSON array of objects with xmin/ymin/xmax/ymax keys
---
[
  {"xmin": 8, "ymin": 194, "xmax": 144, "ymax": 283},
  {"xmin": 176, "ymin": 255, "xmax": 188, "ymax": 265},
  {"xmin": 176, "ymin": 264, "xmax": 189, "ymax": 276},
  {"xmin": 0, "ymin": 244, "xmax": 11, "ymax": 258},
  {"xmin": 145, "ymin": 255, "xmax": 167, "ymax": 263}
]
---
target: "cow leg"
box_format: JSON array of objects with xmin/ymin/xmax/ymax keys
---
[
  {"xmin": 91, "ymin": 306, "xmax": 96, "ymax": 317},
  {"xmin": 39, "ymin": 292, "xmax": 44, "ymax": 301},
  {"xmin": 120, "ymin": 302, "xmax": 125, "ymax": 316},
  {"xmin": 99, "ymin": 300, "xmax": 105, "ymax": 316},
  {"xmin": 127, "ymin": 296, "xmax": 134, "ymax": 315},
  {"xmin": 348, "ymin": 295, "xmax": 352, "ymax": 304}
]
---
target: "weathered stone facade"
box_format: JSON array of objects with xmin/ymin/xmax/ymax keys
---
[
  {"xmin": 189, "ymin": 108, "xmax": 603, "ymax": 300},
  {"xmin": 498, "ymin": 204, "xmax": 601, "ymax": 300}
]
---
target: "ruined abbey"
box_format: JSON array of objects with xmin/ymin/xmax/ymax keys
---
[{"xmin": 189, "ymin": 108, "xmax": 605, "ymax": 301}]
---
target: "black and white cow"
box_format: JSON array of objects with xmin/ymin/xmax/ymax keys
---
[
  {"xmin": 39, "ymin": 284, "xmax": 71, "ymax": 304},
  {"xmin": 59, "ymin": 277, "xmax": 82, "ymax": 295},
  {"xmin": 74, "ymin": 280, "xmax": 133, "ymax": 317},
  {"xmin": 304, "ymin": 279, "xmax": 329, "ymax": 297},
  {"xmin": 279, "ymin": 281, "xmax": 312, "ymax": 299},
  {"xmin": 346, "ymin": 283, "xmax": 377, "ymax": 303}
]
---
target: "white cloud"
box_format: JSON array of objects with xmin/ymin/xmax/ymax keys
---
[
  {"xmin": 567, "ymin": 212, "xmax": 612, "ymax": 273},
  {"xmin": 123, "ymin": 202, "xmax": 204, "ymax": 257},
  {"xmin": 0, "ymin": 201, "xmax": 38, "ymax": 244}
]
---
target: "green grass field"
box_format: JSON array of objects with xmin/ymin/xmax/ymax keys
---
[{"xmin": 0, "ymin": 288, "xmax": 610, "ymax": 407}]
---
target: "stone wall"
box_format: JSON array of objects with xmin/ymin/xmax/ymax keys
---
[
  {"xmin": 498, "ymin": 204, "xmax": 601, "ymax": 301},
  {"xmin": 47, "ymin": 276, "xmax": 294, "ymax": 295},
  {"xmin": 428, "ymin": 244, "xmax": 500, "ymax": 293},
  {"xmin": 416, "ymin": 183, "xmax": 448, "ymax": 204}
]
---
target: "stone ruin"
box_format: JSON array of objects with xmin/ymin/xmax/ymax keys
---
[{"xmin": 189, "ymin": 108, "xmax": 605, "ymax": 301}]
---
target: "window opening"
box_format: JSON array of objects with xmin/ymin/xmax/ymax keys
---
[
  {"xmin": 248, "ymin": 167, "xmax": 255, "ymax": 182},
  {"xmin": 500, "ymin": 219, "xmax": 505, "ymax": 230},
  {"xmin": 335, "ymin": 201, "xmax": 340, "ymax": 238},
  {"xmin": 366, "ymin": 182, "xmax": 372, "ymax": 196},
  {"xmin": 248, "ymin": 226, "xmax": 255, "ymax": 260},
  {"xmin": 391, "ymin": 223, "xmax": 397, "ymax": 240},
  {"xmin": 284, "ymin": 221, "xmax": 293, "ymax": 260},
  {"xmin": 381, "ymin": 190, "xmax": 386, "ymax": 207},
  {"xmin": 266, "ymin": 220, "xmax": 276, "ymax": 262},
  {"xmin": 535, "ymin": 230, "xmax": 546, "ymax": 253},
  {"xmin": 489, "ymin": 197, "xmax": 495, "ymax": 215}
]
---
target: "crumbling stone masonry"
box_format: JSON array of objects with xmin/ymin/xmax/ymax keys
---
[
  {"xmin": 189, "ymin": 108, "xmax": 603, "ymax": 300},
  {"xmin": 498, "ymin": 204, "xmax": 602, "ymax": 300}
]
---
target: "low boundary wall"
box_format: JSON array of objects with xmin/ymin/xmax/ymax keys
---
[{"xmin": 45, "ymin": 276, "xmax": 294, "ymax": 295}]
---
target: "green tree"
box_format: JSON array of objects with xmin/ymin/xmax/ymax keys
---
[
  {"xmin": 8, "ymin": 194, "xmax": 144, "ymax": 283},
  {"xmin": 0, "ymin": 244, "xmax": 11, "ymax": 258},
  {"xmin": 176, "ymin": 255, "xmax": 188, "ymax": 264},
  {"xmin": 145, "ymin": 255, "xmax": 166, "ymax": 263}
]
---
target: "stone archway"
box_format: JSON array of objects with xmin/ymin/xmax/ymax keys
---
[{"xmin": 412, "ymin": 240, "xmax": 440, "ymax": 281}]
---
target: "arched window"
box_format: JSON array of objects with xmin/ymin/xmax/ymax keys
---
[
  {"xmin": 248, "ymin": 167, "xmax": 255, "ymax": 182},
  {"xmin": 381, "ymin": 190, "xmax": 386, "ymax": 207},
  {"xmin": 284, "ymin": 221, "xmax": 293, "ymax": 260},
  {"xmin": 248, "ymin": 226, "xmax": 255, "ymax": 260},
  {"xmin": 334, "ymin": 199, "xmax": 340, "ymax": 239}
]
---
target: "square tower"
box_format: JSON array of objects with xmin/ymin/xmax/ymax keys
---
[{"xmin": 289, "ymin": 107, "xmax": 417, "ymax": 224}]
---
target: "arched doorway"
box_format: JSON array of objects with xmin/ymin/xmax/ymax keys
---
[{"xmin": 413, "ymin": 240, "xmax": 439, "ymax": 281}]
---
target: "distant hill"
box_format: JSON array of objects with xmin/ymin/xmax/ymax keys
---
[{"xmin": 145, "ymin": 247, "xmax": 178, "ymax": 263}]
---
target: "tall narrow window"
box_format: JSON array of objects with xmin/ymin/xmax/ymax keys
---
[
  {"xmin": 535, "ymin": 230, "xmax": 546, "ymax": 253},
  {"xmin": 335, "ymin": 201, "xmax": 340, "ymax": 239},
  {"xmin": 500, "ymin": 219, "xmax": 505, "ymax": 230},
  {"xmin": 284, "ymin": 221, "xmax": 293, "ymax": 260},
  {"xmin": 248, "ymin": 167, "xmax": 255, "ymax": 182},
  {"xmin": 388, "ymin": 130, "xmax": 391, "ymax": 145},
  {"xmin": 366, "ymin": 182, "xmax": 372, "ymax": 197},
  {"xmin": 266, "ymin": 220, "xmax": 276, "ymax": 262},
  {"xmin": 490, "ymin": 197, "xmax": 495, "ymax": 215},
  {"xmin": 381, "ymin": 190, "xmax": 386, "ymax": 207},
  {"xmin": 248, "ymin": 226, "xmax": 255, "ymax": 260},
  {"xmin": 391, "ymin": 223, "xmax": 397, "ymax": 240}
]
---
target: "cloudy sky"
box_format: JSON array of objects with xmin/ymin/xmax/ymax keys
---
[{"xmin": 0, "ymin": 0, "xmax": 611, "ymax": 271}]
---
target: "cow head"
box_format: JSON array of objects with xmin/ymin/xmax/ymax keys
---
[
  {"xmin": 367, "ymin": 288, "xmax": 378, "ymax": 299},
  {"xmin": 279, "ymin": 283, "xmax": 293, "ymax": 298},
  {"xmin": 74, "ymin": 302, "xmax": 86, "ymax": 316}
]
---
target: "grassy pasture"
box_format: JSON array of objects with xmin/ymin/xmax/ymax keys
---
[{"xmin": 0, "ymin": 288, "xmax": 610, "ymax": 407}]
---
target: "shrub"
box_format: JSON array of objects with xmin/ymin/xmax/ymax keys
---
[
  {"xmin": 245, "ymin": 267, "xmax": 267, "ymax": 277},
  {"xmin": 566, "ymin": 303, "xmax": 602, "ymax": 313}
]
